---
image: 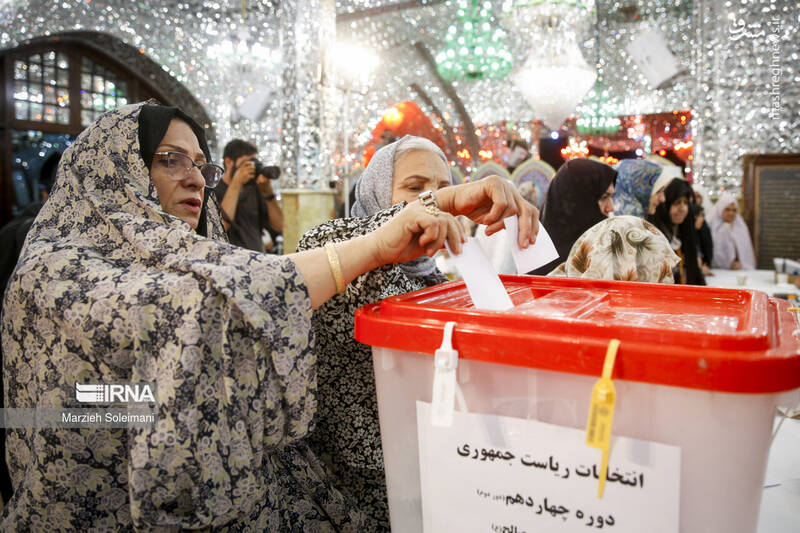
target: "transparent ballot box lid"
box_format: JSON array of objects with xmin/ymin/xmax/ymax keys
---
[{"xmin": 354, "ymin": 275, "xmax": 800, "ymax": 393}]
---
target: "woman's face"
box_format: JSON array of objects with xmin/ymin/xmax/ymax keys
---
[
  {"xmin": 648, "ymin": 188, "xmax": 666, "ymax": 215},
  {"xmin": 598, "ymin": 183, "xmax": 615, "ymax": 216},
  {"xmin": 694, "ymin": 191, "xmax": 703, "ymax": 205},
  {"xmin": 391, "ymin": 150, "xmax": 451, "ymax": 205},
  {"xmin": 722, "ymin": 202, "xmax": 737, "ymax": 224},
  {"xmin": 150, "ymin": 119, "xmax": 206, "ymax": 229},
  {"xmin": 669, "ymin": 196, "xmax": 689, "ymax": 225},
  {"xmin": 694, "ymin": 211, "xmax": 705, "ymax": 230}
]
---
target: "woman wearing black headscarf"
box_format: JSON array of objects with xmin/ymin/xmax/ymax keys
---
[
  {"xmin": 529, "ymin": 158, "xmax": 617, "ymax": 275},
  {"xmin": 690, "ymin": 202, "xmax": 714, "ymax": 276},
  {"xmin": 648, "ymin": 178, "xmax": 706, "ymax": 285}
]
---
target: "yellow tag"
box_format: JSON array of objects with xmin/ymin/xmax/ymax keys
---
[{"xmin": 586, "ymin": 339, "xmax": 620, "ymax": 499}]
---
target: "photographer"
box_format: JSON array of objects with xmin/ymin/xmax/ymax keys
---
[{"xmin": 214, "ymin": 139, "xmax": 284, "ymax": 252}]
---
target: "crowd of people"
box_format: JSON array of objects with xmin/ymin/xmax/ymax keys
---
[
  {"xmin": 0, "ymin": 101, "xmax": 769, "ymax": 530},
  {"xmin": 526, "ymin": 155, "xmax": 758, "ymax": 286}
]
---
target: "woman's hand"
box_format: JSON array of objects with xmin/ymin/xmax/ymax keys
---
[
  {"xmin": 434, "ymin": 175, "xmax": 539, "ymax": 248},
  {"xmin": 369, "ymin": 200, "xmax": 467, "ymax": 266},
  {"xmin": 290, "ymin": 201, "xmax": 465, "ymax": 309}
]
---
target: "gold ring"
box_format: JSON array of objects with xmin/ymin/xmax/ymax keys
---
[{"xmin": 425, "ymin": 205, "xmax": 440, "ymax": 216}]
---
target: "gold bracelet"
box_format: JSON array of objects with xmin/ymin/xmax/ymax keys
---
[{"xmin": 325, "ymin": 242, "xmax": 345, "ymax": 294}]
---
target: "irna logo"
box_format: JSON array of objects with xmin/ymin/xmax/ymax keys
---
[{"xmin": 75, "ymin": 382, "xmax": 156, "ymax": 404}]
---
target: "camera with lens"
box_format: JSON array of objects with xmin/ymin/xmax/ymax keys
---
[{"xmin": 253, "ymin": 159, "xmax": 281, "ymax": 180}]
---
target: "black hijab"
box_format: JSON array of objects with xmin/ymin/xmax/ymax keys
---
[
  {"xmin": 138, "ymin": 102, "xmax": 215, "ymax": 237},
  {"xmin": 690, "ymin": 202, "xmax": 714, "ymax": 267},
  {"xmin": 529, "ymin": 159, "xmax": 617, "ymax": 275},
  {"xmin": 650, "ymin": 178, "xmax": 705, "ymax": 285}
]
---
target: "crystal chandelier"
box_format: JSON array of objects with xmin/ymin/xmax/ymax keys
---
[
  {"xmin": 206, "ymin": 1, "xmax": 279, "ymax": 70},
  {"xmin": 207, "ymin": 27, "xmax": 279, "ymax": 69},
  {"xmin": 575, "ymin": 80, "xmax": 622, "ymax": 136},
  {"xmin": 435, "ymin": 0, "xmax": 513, "ymax": 82},
  {"xmin": 504, "ymin": 0, "xmax": 595, "ymax": 130}
]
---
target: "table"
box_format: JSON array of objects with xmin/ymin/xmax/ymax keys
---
[
  {"xmin": 707, "ymin": 271, "xmax": 800, "ymax": 530},
  {"xmin": 705, "ymin": 269, "xmax": 800, "ymax": 298},
  {"xmin": 758, "ymin": 414, "xmax": 800, "ymax": 532}
]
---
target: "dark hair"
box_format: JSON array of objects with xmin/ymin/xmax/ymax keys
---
[
  {"xmin": 651, "ymin": 178, "xmax": 705, "ymax": 285},
  {"xmin": 39, "ymin": 151, "xmax": 62, "ymax": 193},
  {"xmin": 222, "ymin": 139, "xmax": 258, "ymax": 167},
  {"xmin": 507, "ymin": 138, "xmax": 529, "ymax": 151}
]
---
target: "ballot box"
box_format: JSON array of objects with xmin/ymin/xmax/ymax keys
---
[{"xmin": 354, "ymin": 276, "xmax": 800, "ymax": 533}]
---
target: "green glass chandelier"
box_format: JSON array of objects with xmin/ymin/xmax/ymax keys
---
[
  {"xmin": 435, "ymin": 0, "xmax": 513, "ymax": 82},
  {"xmin": 575, "ymin": 80, "xmax": 621, "ymax": 136}
]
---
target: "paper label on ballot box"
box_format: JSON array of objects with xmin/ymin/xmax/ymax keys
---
[{"xmin": 416, "ymin": 401, "xmax": 680, "ymax": 533}]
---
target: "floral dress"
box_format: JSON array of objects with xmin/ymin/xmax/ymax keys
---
[
  {"xmin": 298, "ymin": 204, "xmax": 446, "ymax": 531},
  {"xmin": 1, "ymin": 101, "xmax": 358, "ymax": 531}
]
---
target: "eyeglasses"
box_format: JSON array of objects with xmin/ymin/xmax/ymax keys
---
[{"xmin": 153, "ymin": 151, "xmax": 224, "ymax": 189}]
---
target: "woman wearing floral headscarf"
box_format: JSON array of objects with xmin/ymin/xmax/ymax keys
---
[
  {"xmin": 0, "ymin": 104, "xmax": 537, "ymax": 530},
  {"xmin": 297, "ymin": 135, "xmax": 538, "ymax": 530},
  {"xmin": 612, "ymin": 159, "xmax": 665, "ymax": 217},
  {"xmin": 549, "ymin": 216, "xmax": 680, "ymax": 282}
]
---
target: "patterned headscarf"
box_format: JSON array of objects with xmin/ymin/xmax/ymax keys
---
[
  {"xmin": 1, "ymin": 101, "xmax": 316, "ymax": 528},
  {"xmin": 351, "ymin": 134, "xmax": 452, "ymax": 278},
  {"xmin": 549, "ymin": 216, "xmax": 680, "ymax": 282},
  {"xmin": 613, "ymin": 159, "xmax": 663, "ymax": 217}
]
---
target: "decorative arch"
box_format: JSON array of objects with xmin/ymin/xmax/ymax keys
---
[{"xmin": 0, "ymin": 32, "xmax": 214, "ymax": 225}]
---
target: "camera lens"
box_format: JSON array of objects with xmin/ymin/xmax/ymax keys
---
[{"xmin": 252, "ymin": 159, "xmax": 281, "ymax": 180}]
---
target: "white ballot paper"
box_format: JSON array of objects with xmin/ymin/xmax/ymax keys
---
[
  {"xmin": 445, "ymin": 238, "xmax": 513, "ymax": 311},
  {"xmin": 503, "ymin": 215, "xmax": 560, "ymax": 274},
  {"xmin": 417, "ymin": 401, "xmax": 681, "ymax": 533}
]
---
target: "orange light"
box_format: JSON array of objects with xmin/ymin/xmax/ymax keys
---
[
  {"xmin": 659, "ymin": 150, "xmax": 667, "ymax": 156},
  {"xmin": 383, "ymin": 107, "xmax": 403, "ymax": 129},
  {"xmin": 478, "ymin": 150, "xmax": 493, "ymax": 160},
  {"xmin": 457, "ymin": 149, "xmax": 471, "ymax": 160},
  {"xmin": 560, "ymin": 141, "xmax": 589, "ymax": 160}
]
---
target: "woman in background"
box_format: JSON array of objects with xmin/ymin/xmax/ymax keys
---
[
  {"xmin": 613, "ymin": 159, "xmax": 665, "ymax": 217},
  {"xmin": 529, "ymin": 158, "xmax": 616, "ymax": 275},
  {"xmin": 708, "ymin": 192, "xmax": 755, "ymax": 270},
  {"xmin": 690, "ymin": 203, "xmax": 714, "ymax": 276},
  {"xmin": 692, "ymin": 183, "xmax": 713, "ymax": 214},
  {"xmin": 649, "ymin": 178, "xmax": 706, "ymax": 285}
]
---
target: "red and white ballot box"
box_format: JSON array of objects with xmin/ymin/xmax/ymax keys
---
[{"xmin": 354, "ymin": 276, "xmax": 800, "ymax": 533}]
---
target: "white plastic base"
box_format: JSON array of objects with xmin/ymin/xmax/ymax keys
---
[{"xmin": 374, "ymin": 346, "xmax": 785, "ymax": 533}]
